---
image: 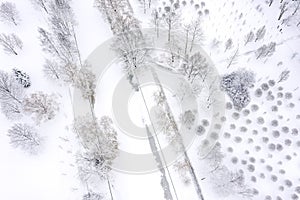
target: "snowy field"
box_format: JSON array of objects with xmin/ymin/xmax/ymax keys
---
[{"xmin": 0, "ymin": 0, "xmax": 300, "ymax": 200}]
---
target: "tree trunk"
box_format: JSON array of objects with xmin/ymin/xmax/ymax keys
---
[{"xmin": 107, "ymin": 178, "xmax": 114, "ymax": 200}]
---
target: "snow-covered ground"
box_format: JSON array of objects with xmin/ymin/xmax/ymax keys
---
[{"xmin": 1, "ymin": 0, "xmax": 300, "ymax": 200}]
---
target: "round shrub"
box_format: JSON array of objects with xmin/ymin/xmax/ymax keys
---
[
  {"xmin": 285, "ymin": 92, "xmax": 293, "ymax": 99},
  {"xmin": 268, "ymin": 79, "xmax": 275, "ymax": 87},
  {"xmin": 277, "ymin": 92, "xmax": 283, "ymax": 98},
  {"xmin": 272, "ymin": 130, "xmax": 280, "ymax": 138},
  {"xmin": 230, "ymin": 124, "xmax": 236, "ymax": 129},
  {"xmin": 276, "ymin": 144, "xmax": 283, "ymax": 151},
  {"xmin": 223, "ymin": 132, "xmax": 231, "ymax": 139},
  {"xmin": 282, "ymin": 126, "xmax": 289, "ymax": 133},
  {"xmin": 196, "ymin": 125, "xmax": 206, "ymax": 136},
  {"xmin": 255, "ymin": 88, "xmax": 263, "ymax": 97},
  {"xmin": 291, "ymin": 128, "xmax": 299, "ymax": 136},
  {"xmin": 285, "ymin": 139, "xmax": 292, "ymax": 146},
  {"xmin": 231, "ymin": 156, "xmax": 238, "ymax": 164},
  {"xmin": 271, "ymin": 120, "xmax": 279, "ymax": 127},
  {"xmin": 257, "ymin": 117, "xmax": 265, "ymax": 124},
  {"xmin": 242, "ymin": 109, "xmax": 250, "ymax": 116},
  {"xmin": 271, "ymin": 175, "xmax": 278, "ymax": 182},
  {"xmin": 261, "ymin": 83, "xmax": 269, "ymax": 91},
  {"xmin": 247, "ymin": 164, "xmax": 255, "ymax": 172},
  {"xmin": 251, "ymin": 104, "xmax": 259, "ymax": 112},
  {"xmin": 232, "ymin": 112, "xmax": 240, "ymax": 120},
  {"xmin": 234, "ymin": 136, "xmax": 242, "ymax": 143},
  {"xmin": 262, "ymin": 137, "xmax": 269, "ymax": 143},
  {"xmin": 285, "ymin": 179, "xmax": 293, "ymax": 188},
  {"xmin": 268, "ymin": 143, "xmax": 276, "ymax": 151},
  {"xmin": 202, "ymin": 119, "xmax": 210, "ymax": 127},
  {"xmin": 227, "ymin": 147, "xmax": 233, "ymax": 152},
  {"xmin": 226, "ymin": 102, "xmax": 232, "ymax": 110}
]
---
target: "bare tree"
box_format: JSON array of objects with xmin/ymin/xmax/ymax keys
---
[
  {"xmin": 151, "ymin": 9, "xmax": 161, "ymax": 38},
  {"xmin": 180, "ymin": 52, "xmax": 209, "ymax": 83},
  {"xmin": 82, "ymin": 192, "xmax": 103, "ymax": 200},
  {"xmin": 43, "ymin": 59, "xmax": 61, "ymax": 81},
  {"xmin": 22, "ymin": 91, "xmax": 60, "ymax": 124},
  {"xmin": 160, "ymin": 4, "xmax": 181, "ymax": 42},
  {"xmin": 226, "ymin": 48, "xmax": 239, "ymax": 69},
  {"xmin": 244, "ymin": 31, "xmax": 254, "ymax": 46},
  {"xmin": 224, "ymin": 38, "xmax": 233, "ymax": 52},
  {"xmin": 268, "ymin": 0, "xmax": 274, "ymax": 7},
  {"xmin": 30, "ymin": 0, "xmax": 49, "ymax": 14},
  {"xmin": 0, "ymin": 33, "xmax": 23, "ymax": 55},
  {"xmin": 255, "ymin": 25, "xmax": 266, "ymax": 42},
  {"xmin": 0, "ymin": 2, "xmax": 20, "ymax": 26},
  {"xmin": 278, "ymin": 69, "xmax": 290, "ymax": 83},
  {"xmin": 188, "ymin": 18, "xmax": 204, "ymax": 53},
  {"xmin": 278, "ymin": 2, "xmax": 288, "ymax": 20},
  {"xmin": 7, "ymin": 123, "xmax": 41, "ymax": 154},
  {"xmin": 255, "ymin": 42, "xmax": 276, "ymax": 59}
]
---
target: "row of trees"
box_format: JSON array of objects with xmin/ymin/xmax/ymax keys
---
[
  {"xmin": 34, "ymin": 1, "xmax": 115, "ymax": 198},
  {"xmin": 37, "ymin": 0, "xmax": 96, "ymax": 107}
]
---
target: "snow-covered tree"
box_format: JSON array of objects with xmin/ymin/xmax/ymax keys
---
[
  {"xmin": 74, "ymin": 115, "xmax": 118, "ymax": 199},
  {"xmin": 73, "ymin": 115, "xmax": 118, "ymax": 163},
  {"xmin": 255, "ymin": 42, "xmax": 276, "ymax": 59},
  {"xmin": 76, "ymin": 150, "xmax": 112, "ymax": 182},
  {"xmin": 7, "ymin": 123, "xmax": 41, "ymax": 154},
  {"xmin": 82, "ymin": 192, "xmax": 103, "ymax": 200},
  {"xmin": 0, "ymin": 70, "xmax": 24, "ymax": 104},
  {"xmin": 202, "ymin": 142, "xmax": 224, "ymax": 172},
  {"xmin": 0, "ymin": 70, "xmax": 24, "ymax": 119},
  {"xmin": 74, "ymin": 65, "xmax": 96, "ymax": 104},
  {"xmin": 175, "ymin": 81, "xmax": 202, "ymax": 102},
  {"xmin": 180, "ymin": 52, "xmax": 209, "ymax": 83},
  {"xmin": 174, "ymin": 160, "xmax": 191, "ymax": 185},
  {"xmin": 1, "ymin": 101, "xmax": 22, "ymax": 120},
  {"xmin": 12, "ymin": 68, "xmax": 31, "ymax": 88},
  {"xmin": 0, "ymin": 33, "xmax": 23, "ymax": 55},
  {"xmin": 22, "ymin": 92, "xmax": 59, "ymax": 124},
  {"xmin": 210, "ymin": 166, "xmax": 253, "ymax": 198},
  {"xmin": 0, "ymin": 2, "xmax": 20, "ymax": 26},
  {"xmin": 220, "ymin": 69, "xmax": 255, "ymax": 110}
]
